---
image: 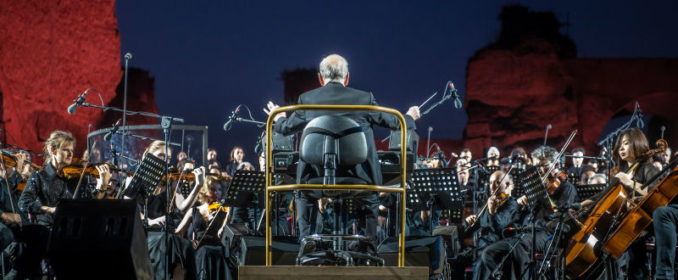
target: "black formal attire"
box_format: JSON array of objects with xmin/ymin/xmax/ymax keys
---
[
  {"xmin": 470, "ymin": 197, "xmax": 522, "ymax": 280},
  {"xmin": 125, "ymin": 184, "xmax": 198, "ymax": 280},
  {"xmin": 18, "ymin": 164, "xmax": 81, "ymax": 228},
  {"xmin": 0, "ymin": 171, "xmax": 25, "ymax": 248},
  {"xmin": 272, "ymin": 81, "xmax": 416, "ymax": 242},
  {"xmin": 587, "ymin": 161, "xmax": 659, "ymax": 280},
  {"xmin": 189, "ymin": 206, "xmax": 231, "ymax": 280},
  {"xmin": 508, "ymin": 181, "xmax": 577, "ymax": 280},
  {"xmin": 567, "ymin": 164, "xmax": 582, "ymax": 185}
]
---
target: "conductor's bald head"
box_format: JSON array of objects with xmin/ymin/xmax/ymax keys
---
[{"xmin": 318, "ymin": 54, "xmax": 349, "ymax": 86}]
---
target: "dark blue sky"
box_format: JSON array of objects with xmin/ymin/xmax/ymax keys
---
[{"xmin": 116, "ymin": 0, "xmax": 678, "ymax": 163}]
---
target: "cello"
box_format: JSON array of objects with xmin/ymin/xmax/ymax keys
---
[
  {"xmin": 604, "ymin": 139, "xmax": 674, "ymax": 258},
  {"xmin": 564, "ymin": 139, "xmax": 667, "ymax": 278}
]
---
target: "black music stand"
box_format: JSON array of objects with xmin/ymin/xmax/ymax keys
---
[
  {"xmin": 223, "ymin": 170, "xmax": 266, "ymax": 207},
  {"xmin": 409, "ymin": 168, "xmax": 463, "ymax": 234},
  {"xmin": 517, "ymin": 166, "xmax": 548, "ymax": 208},
  {"xmin": 574, "ymin": 184, "xmax": 606, "ymax": 203},
  {"xmin": 223, "ymin": 170, "xmax": 265, "ymax": 234},
  {"xmin": 123, "ymin": 153, "xmax": 166, "ymax": 227}
]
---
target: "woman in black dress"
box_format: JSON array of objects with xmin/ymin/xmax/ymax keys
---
[{"xmin": 175, "ymin": 175, "xmax": 231, "ymax": 280}]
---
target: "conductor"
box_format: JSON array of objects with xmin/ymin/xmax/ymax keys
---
[{"xmin": 265, "ymin": 54, "xmax": 420, "ymax": 243}]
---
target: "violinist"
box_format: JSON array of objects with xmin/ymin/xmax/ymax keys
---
[
  {"xmin": 464, "ymin": 171, "xmax": 519, "ymax": 248},
  {"xmin": 466, "ymin": 170, "xmax": 521, "ymax": 280},
  {"xmin": 511, "ymin": 146, "xmax": 576, "ymax": 280},
  {"xmin": 172, "ymin": 160, "xmax": 207, "ymax": 213},
  {"xmin": 19, "ymin": 130, "xmax": 112, "ymax": 227},
  {"xmin": 175, "ymin": 175, "xmax": 231, "ymax": 280},
  {"xmin": 123, "ymin": 140, "xmax": 198, "ymax": 280}
]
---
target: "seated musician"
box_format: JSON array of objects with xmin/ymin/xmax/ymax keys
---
[
  {"xmin": 264, "ymin": 54, "xmax": 420, "ymax": 244},
  {"xmin": 123, "ymin": 140, "xmax": 198, "ymax": 280},
  {"xmin": 175, "ymin": 175, "xmax": 231, "ymax": 280},
  {"xmin": 580, "ymin": 128, "xmax": 659, "ymax": 280},
  {"xmin": 173, "ymin": 159, "xmax": 206, "ymax": 213},
  {"xmin": 486, "ymin": 146, "xmax": 500, "ymax": 171},
  {"xmin": 465, "ymin": 170, "xmax": 521, "ymax": 280},
  {"xmin": 511, "ymin": 146, "xmax": 576, "ymax": 280},
  {"xmin": 19, "ymin": 130, "xmax": 112, "ymax": 227},
  {"xmin": 653, "ymin": 189, "xmax": 678, "ymax": 280}
]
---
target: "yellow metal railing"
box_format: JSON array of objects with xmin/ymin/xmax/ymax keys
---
[{"xmin": 264, "ymin": 105, "xmax": 408, "ymax": 267}]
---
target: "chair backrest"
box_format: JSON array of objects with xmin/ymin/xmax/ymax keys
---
[{"xmin": 299, "ymin": 115, "xmax": 368, "ymax": 168}]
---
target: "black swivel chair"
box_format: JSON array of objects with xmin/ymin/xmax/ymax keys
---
[{"xmin": 296, "ymin": 115, "xmax": 383, "ymax": 266}]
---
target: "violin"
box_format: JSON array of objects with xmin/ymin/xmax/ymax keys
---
[
  {"xmin": 60, "ymin": 163, "xmax": 133, "ymax": 179},
  {"xmin": 546, "ymin": 170, "xmax": 568, "ymax": 194},
  {"xmin": 1, "ymin": 150, "xmax": 41, "ymax": 171},
  {"xmin": 163, "ymin": 171, "xmax": 231, "ymax": 183},
  {"xmin": 207, "ymin": 202, "xmax": 229, "ymax": 214}
]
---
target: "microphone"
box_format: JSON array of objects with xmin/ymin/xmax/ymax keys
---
[
  {"xmin": 104, "ymin": 119, "xmax": 122, "ymax": 141},
  {"xmin": 124, "ymin": 52, "xmax": 133, "ymax": 60},
  {"xmin": 450, "ymin": 83, "xmax": 462, "ymax": 109},
  {"xmin": 661, "ymin": 125, "xmax": 666, "ymax": 139},
  {"xmin": 67, "ymin": 91, "xmax": 88, "ymax": 114},
  {"xmin": 543, "ymin": 124, "xmax": 552, "ymax": 146},
  {"xmin": 223, "ymin": 105, "xmax": 241, "ymax": 131}
]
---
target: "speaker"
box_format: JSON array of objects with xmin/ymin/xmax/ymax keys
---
[
  {"xmin": 377, "ymin": 236, "xmax": 445, "ymax": 275},
  {"xmin": 231, "ymin": 236, "xmax": 299, "ymax": 266},
  {"xmin": 49, "ymin": 199, "xmax": 152, "ymax": 280}
]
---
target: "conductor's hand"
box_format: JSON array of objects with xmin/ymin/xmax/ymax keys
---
[
  {"xmin": 264, "ymin": 101, "xmax": 285, "ymax": 122},
  {"xmin": 406, "ymin": 106, "xmax": 421, "ymax": 121}
]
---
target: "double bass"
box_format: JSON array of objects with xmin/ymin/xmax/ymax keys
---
[{"xmin": 565, "ymin": 139, "xmax": 667, "ymax": 278}]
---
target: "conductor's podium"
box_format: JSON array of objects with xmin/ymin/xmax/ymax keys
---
[{"xmin": 239, "ymin": 266, "xmax": 428, "ymax": 280}]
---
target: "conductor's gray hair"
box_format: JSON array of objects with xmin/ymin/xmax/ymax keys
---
[{"xmin": 319, "ymin": 54, "xmax": 348, "ymax": 83}]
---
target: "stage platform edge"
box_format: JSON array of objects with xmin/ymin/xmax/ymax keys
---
[{"xmin": 238, "ymin": 265, "xmax": 429, "ymax": 280}]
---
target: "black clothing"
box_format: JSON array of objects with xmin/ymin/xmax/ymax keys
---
[
  {"xmin": 494, "ymin": 181, "xmax": 577, "ymax": 280},
  {"xmin": 224, "ymin": 162, "xmax": 238, "ymax": 179},
  {"xmin": 272, "ymin": 82, "xmax": 415, "ymax": 243},
  {"xmin": 653, "ymin": 204, "xmax": 678, "ymax": 280},
  {"xmin": 567, "ymin": 165, "xmax": 582, "ymax": 185},
  {"xmin": 273, "ymin": 81, "xmax": 416, "ymax": 186},
  {"xmin": 0, "ymin": 171, "xmax": 23, "ymax": 217},
  {"xmin": 588, "ymin": 161, "xmax": 659, "ymax": 202},
  {"xmin": 189, "ymin": 206, "xmax": 231, "ymax": 280},
  {"xmin": 147, "ymin": 231, "xmax": 197, "ymax": 280},
  {"xmin": 18, "ymin": 164, "xmax": 80, "ymax": 227},
  {"xmin": 469, "ymin": 197, "xmax": 522, "ymax": 280}
]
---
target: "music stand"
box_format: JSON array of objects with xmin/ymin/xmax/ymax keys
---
[
  {"xmin": 222, "ymin": 170, "xmax": 266, "ymax": 208},
  {"xmin": 409, "ymin": 168, "xmax": 464, "ymax": 232},
  {"xmin": 516, "ymin": 166, "xmax": 548, "ymax": 208},
  {"xmin": 574, "ymin": 184, "xmax": 606, "ymax": 203},
  {"xmin": 124, "ymin": 153, "xmax": 166, "ymax": 199}
]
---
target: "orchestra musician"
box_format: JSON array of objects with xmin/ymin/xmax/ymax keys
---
[
  {"xmin": 175, "ymin": 175, "xmax": 231, "ymax": 280},
  {"xmin": 512, "ymin": 145, "xmax": 577, "ymax": 280},
  {"xmin": 466, "ymin": 170, "xmax": 521, "ymax": 280},
  {"xmin": 580, "ymin": 128, "xmax": 659, "ymax": 280},
  {"xmin": 264, "ymin": 54, "xmax": 420, "ymax": 243},
  {"xmin": 123, "ymin": 140, "xmax": 198, "ymax": 280},
  {"xmin": 567, "ymin": 147, "xmax": 585, "ymax": 185},
  {"xmin": 652, "ymin": 196, "xmax": 678, "ymax": 280},
  {"xmin": 19, "ymin": 130, "xmax": 112, "ymax": 227},
  {"xmin": 224, "ymin": 146, "xmax": 244, "ymax": 180}
]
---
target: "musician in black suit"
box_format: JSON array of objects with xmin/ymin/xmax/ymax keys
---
[{"xmin": 265, "ymin": 54, "xmax": 420, "ymax": 242}]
